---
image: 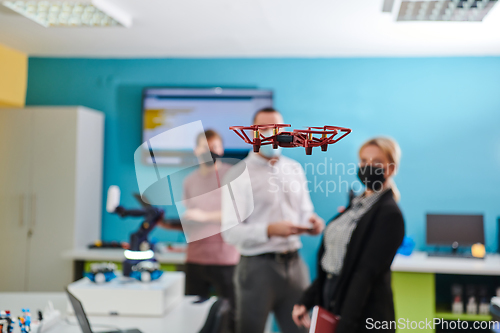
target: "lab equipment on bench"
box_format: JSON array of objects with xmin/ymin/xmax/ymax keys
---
[
  {"xmin": 451, "ymin": 284, "xmax": 464, "ymax": 315},
  {"xmin": 106, "ymin": 186, "xmax": 180, "ymax": 282}
]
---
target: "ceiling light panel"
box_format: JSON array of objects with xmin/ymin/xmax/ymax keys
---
[
  {"xmin": 396, "ymin": 0, "xmax": 498, "ymax": 21},
  {"xmin": 2, "ymin": 1, "xmax": 123, "ymax": 27}
]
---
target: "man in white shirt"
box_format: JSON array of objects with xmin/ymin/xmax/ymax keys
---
[{"xmin": 222, "ymin": 108, "xmax": 324, "ymax": 333}]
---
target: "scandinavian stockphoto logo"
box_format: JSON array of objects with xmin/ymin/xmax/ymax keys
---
[{"xmin": 134, "ymin": 120, "xmax": 254, "ymax": 243}]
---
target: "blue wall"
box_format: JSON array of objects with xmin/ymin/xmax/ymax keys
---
[{"xmin": 26, "ymin": 57, "xmax": 500, "ymax": 275}]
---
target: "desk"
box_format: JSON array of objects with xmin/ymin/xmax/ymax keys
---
[
  {"xmin": 390, "ymin": 252, "xmax": 500, "ymax": 333},
  {"xmin": 62, "ymin": 248, "xmax": 187, "ymax": 280},
  {"xmin": 0, "ymin": 293, "xmax": 213, "ymax": 333},
  {"xmin": 392, "ymin": 251, "xmax": 500, "ymax": 275}
]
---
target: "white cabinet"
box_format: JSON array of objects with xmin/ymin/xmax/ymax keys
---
[{"xmin": 0, "ymin": 106, "xmax": 104, "ymax": 292}]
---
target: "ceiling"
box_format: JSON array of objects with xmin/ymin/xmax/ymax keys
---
[{"xmin": 1, "ymin": 0, "xmax": 500, "ymax": 58}]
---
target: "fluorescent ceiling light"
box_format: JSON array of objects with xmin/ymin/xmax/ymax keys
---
[
  {"xmin": 391, "ymin": 0, "xmax": 498, "ymax": 21},
  {"xmin": 92, "ymin": 0, "xmax": 131, "ymax": 28},
  {"xmin": 2, "ymin": 0, "xmax": 131, "ymax": 27}
]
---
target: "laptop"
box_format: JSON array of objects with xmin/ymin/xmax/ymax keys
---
[{"xmin": 66, "ymin": 288, "xmax": 142, "ymax": 333}]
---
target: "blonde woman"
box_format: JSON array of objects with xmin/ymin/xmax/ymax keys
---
[{"xmin": 292, "ymin": 137, "xmax": 405, "ymax": 333}]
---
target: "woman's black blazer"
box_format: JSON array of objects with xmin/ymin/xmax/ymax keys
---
[{"xmin": 299, "ymin": 189, "xmax": 405, "ymax": 333}]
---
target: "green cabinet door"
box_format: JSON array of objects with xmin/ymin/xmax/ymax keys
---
[{"xmin": 392, "ymin": 272, "xmax": 436, "ymax": 333}]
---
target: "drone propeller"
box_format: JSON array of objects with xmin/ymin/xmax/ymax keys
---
[{"xmin": 229, "ymin": 124, "xmax": 291, "ymax": 152}]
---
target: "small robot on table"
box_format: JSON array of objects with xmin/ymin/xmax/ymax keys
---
[
  {"xmin": 85, "ymin": 263, "xmax": 117, "ymax": 284},
  {"xmin": 106, "ymin": 187, "xmax": 169, "ymax": 282},
  {"xmin": 17, "ymin": 309, "xmax": 30, "ymax": 333},
  {"xmin": 1, "ymin": 309, "xmax": 34, "ymax": 333},
  {"xmin": 229, "ymin": 124, "xmax": 351, "ymax": 155},
  {"xmin": 101, "ymin": 187, "xmax": 180, "ymax": 282},
  {"xmin": 0, "ymin": 310, "xmax": 15, "ymax": 333}
]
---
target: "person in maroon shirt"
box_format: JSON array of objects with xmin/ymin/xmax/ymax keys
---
[{"xmin": 160, "ymin": 129, "xmax": 239, "ymax": 333}]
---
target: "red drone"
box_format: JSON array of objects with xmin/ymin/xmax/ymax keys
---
[{"xmin": 229, "ymin": 124, "xmax": 352, "ymax": 155}]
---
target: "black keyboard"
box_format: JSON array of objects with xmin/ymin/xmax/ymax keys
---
[{"xmin": 427, "ymin": 252, "xmax": 484, "ymax": 259}]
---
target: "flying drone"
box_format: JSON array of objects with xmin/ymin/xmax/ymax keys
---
[{"xmin": 229, "ymin": 124, "xmax": 352, "ymax": 155}]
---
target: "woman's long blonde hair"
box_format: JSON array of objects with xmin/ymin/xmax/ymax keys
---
[{"xmin": 359, "ymin": 137, "xmax": 401, "ymax": 202}]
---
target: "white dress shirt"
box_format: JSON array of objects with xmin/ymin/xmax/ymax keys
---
[{"xmin": 221, "ymin": 152, "xmax": 314, "ymax": 256}]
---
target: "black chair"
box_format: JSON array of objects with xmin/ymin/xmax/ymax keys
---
[{"xmin": 198, "ymin": 298, "xmax": 231, "ymax": 333}]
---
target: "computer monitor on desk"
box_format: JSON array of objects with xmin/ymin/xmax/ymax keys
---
[{"xmin": 426, "ymin": 214, "xmax": 485, "ymax": 259}]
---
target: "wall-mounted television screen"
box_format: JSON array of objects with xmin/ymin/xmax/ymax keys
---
[{"xmin": 142, "ymin": 87, "xmax": 273, "ymax": 165}]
